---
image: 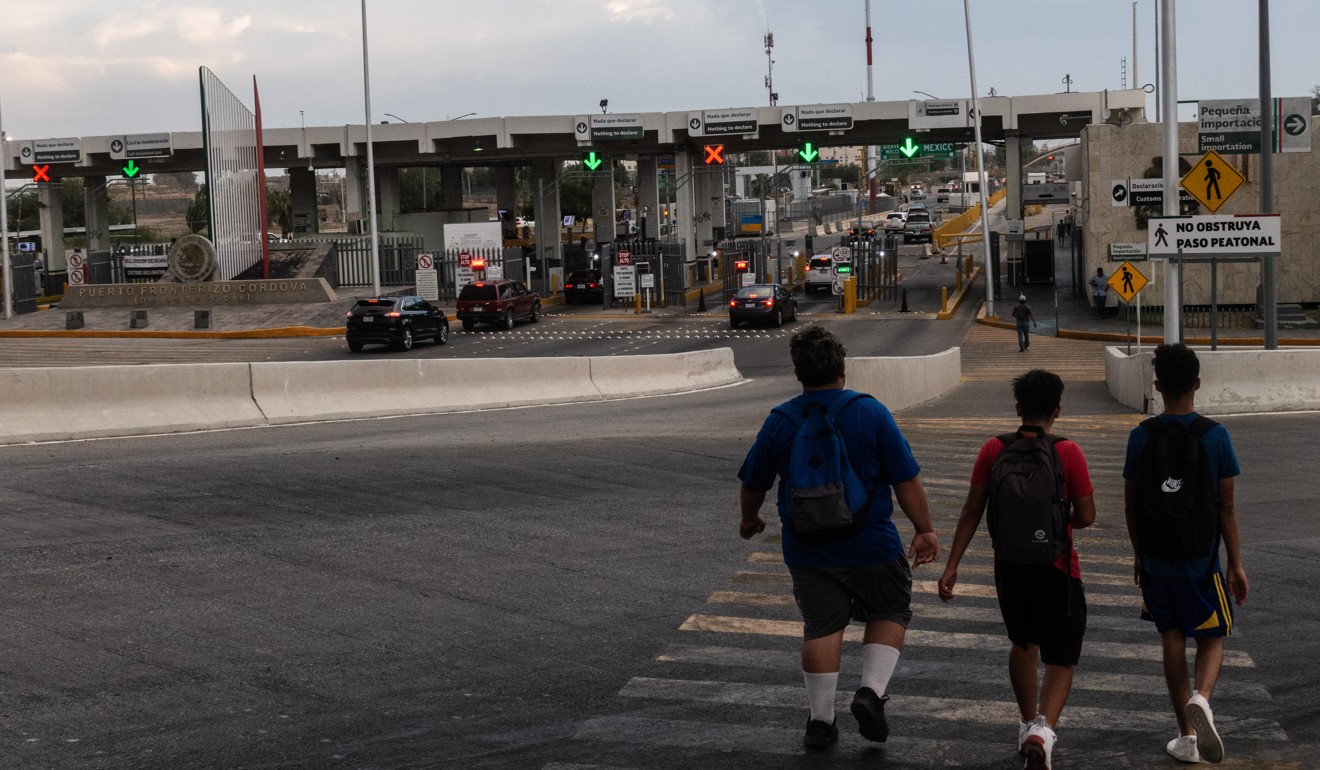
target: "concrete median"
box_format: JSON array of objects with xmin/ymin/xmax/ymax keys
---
[
  {"xmin": 1107, "ymin": 346, "xmax": 1320, "ymax": 414},
  {"xmin": 0, "ymin": 350, "xmax": 746, "ymax": 445},
  {"xmin": 0, "ymin": 362, "xmax": 265, "ymax": 443},
  {"xmin": 250, "ymin": 357, "xmax": 602, "ymax": 423},
  {"xmin": 846, "ymin": 347, "xmax": 962, "ymax": 413},
  {"xmin": 588, "ymin": 348, "xmax": 741, "ymax": 398}
]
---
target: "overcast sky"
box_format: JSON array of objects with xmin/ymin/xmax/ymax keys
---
[{"xmin": 0, "ymin": 0, "xmax": 1314, "ymax": 140}]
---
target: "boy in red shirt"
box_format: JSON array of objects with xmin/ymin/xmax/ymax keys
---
[{"xmin": 938, "ymin": 370, "xmax": 1097, "ymax": 770}]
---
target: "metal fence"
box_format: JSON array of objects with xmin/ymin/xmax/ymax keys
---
[{"xmin": 610, "ymin": 239, "xmax": 689, "ymax": 308}]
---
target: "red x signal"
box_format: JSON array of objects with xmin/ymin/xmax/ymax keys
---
[
  {"xmin": 32, "ymin": 165, "xmax": 50, "ymax": 183},
  {"xmin": 703, "ymin": 144, "xmax": 725, "ymax": 166}
]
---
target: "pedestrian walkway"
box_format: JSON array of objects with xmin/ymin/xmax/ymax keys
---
[{"xmin": 551, "ymin": 318, "xmax": 1302, "ymax": 769}]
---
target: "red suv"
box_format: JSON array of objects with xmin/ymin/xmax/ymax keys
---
[{"xmin": 456, "ymin": 279, "xmax": 541, "ymax": 330}]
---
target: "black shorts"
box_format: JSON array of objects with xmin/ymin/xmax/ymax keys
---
[
  {"xmin": 789, "ymin": 557, "xmax": 913, "ymax": 641},
  {"xmin": 993, "ymin": 561, "xmax": 1087, "ymax": 666}
]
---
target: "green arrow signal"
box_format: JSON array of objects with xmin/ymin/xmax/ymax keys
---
[
  {"xmin": 583, "ymin": 152, "xmax": 603, "ymax": 171},
  {"xmin": 899, "ymin": 138, "xmax": 920, "ymax": 158},
  {"xmin": 123, "ymin": 160, "xmax": 141, "ymax": 178},
  {"xmin": 798, "ymin": 142, "xmax": 819, "ymax": 163}
]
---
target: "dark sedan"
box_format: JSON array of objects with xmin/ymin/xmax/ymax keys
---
[
  {"xmin": 729, "ymin": 284, "xmax": 798, "ymax": 328},
  {"xmin": 345, "ymin": 295, "xmax": 449, "ymax": 352},
  {"xmin": 563, "ymin": 269, "xmax": 604, "ymax": 304}
]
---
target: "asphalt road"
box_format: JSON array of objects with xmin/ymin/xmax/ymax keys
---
[{"xmin": 1, "ymin": 313, "xmax": 1315, "ymax": 769}]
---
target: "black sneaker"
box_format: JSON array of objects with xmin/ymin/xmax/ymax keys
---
[
  {"xmin": 803, "ymin": 717, "xmax": 838, "ymax": 749},
  {"xmin": 850, "ymin": 687, "xmax": 890, "ymax": 742}
]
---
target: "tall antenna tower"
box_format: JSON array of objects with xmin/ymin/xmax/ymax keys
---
[{"xmin": 764, "ymin": 30, "xmax": 777, "ymax": 106}]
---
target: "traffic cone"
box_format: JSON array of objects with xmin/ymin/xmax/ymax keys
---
[{"xmin": 698, "ymin": 287, "xmax": 707, "ymax": 312}]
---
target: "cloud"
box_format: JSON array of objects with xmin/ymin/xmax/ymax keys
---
[{"xmin": 603, "ymin": 0, "xmax": 675, "ymax": 23}]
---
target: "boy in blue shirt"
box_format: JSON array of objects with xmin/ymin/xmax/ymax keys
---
[{"xmin": 1123, "ymin": 344, "xmax": 1249, "ymax": 764}]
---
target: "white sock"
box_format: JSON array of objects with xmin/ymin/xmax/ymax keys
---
[
  {"xmin": 860, "ymin": 643, "xmax": 901, "ymax": 696},
  {"xmin": 803, "ymin": 671, "xmax": 838, "ymax": 722}
]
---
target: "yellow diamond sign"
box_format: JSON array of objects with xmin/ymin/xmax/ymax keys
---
[
  {"xmin": 1107, "ymin": 260, "xmax": 1149, "ymax": 303},
  {"xmin": 1181, "ymin": 150, "xmax": 1245, "ymax": 213}
]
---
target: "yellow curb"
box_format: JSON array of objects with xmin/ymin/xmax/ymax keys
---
[{"xmin": 935, "ymin": 266, "xmax": 982, "ymax": 320}]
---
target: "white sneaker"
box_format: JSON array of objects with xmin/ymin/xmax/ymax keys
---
[
  {"xmin": 1167, "ymin": 734, "xmax": 1201, "ymax": 763},
  {"xmin": 1022, "ymin": 721, "xmax": 1055, "ymax": 770},
  {"xmin": 1018, "ymin": 716, "xmax": 1039, "ymax": 755},
  {"xmin": 1186, "ymin": 693, "xmax": 1223, "ymax": 763}
]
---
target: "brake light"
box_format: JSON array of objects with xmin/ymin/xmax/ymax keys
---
[
  {"xmin": 345, "ymin": 310, "xmax": 352, "ymax": 317},
  {"xmin": 589, "ymin": 282, "xmax": 598, "ymax": 289},
  {"xmin": 386, "ymin": 312, "xmax": 401, "ymax": 318},
  {"xmin": 763, "ymin": 299, "xmax": 774, "ymax": 307},
  {"xmin": 729, "ymin": 300, "xmax": 738, "ymax": 308}
]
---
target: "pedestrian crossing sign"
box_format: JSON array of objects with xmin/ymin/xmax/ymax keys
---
[
  {"xmin": 1107, "ymin": 260, "xmax": 1149, "ymax": 303},
  {"xmin": 1181, "ymin": 150, "xmax": 1244, "ymax": 213}
]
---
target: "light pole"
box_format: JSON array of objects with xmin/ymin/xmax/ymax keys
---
[
  {"xmin": 1, "ymin": 115, "xmax": 12, "ymax": 320},
  {"xmin": 962, "ymin": 0, "xmax": 996, "ymax": 317},
  {"xmin": 360, "ymin": 0, "xmax": 382, "ymax": 296},
  {"xmin": 449, "ymin": 112, "xmax": 477, "ymax": 121}
]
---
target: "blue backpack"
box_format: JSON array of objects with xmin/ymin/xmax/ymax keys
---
[{"xmin": 773, "ymin": 393, "xmax": 878, "ymax": 545}]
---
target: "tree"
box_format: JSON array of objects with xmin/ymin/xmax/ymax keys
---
[
  {"xmin": 1311, "ymin": 85, "xmax": 1320, "ymax": 115},
  {"xmin": 186, "ymin": 185, "xmax": 209, "ymax": 235},
  {"xmin": 266, "ymin": 186, "xmax": 292, "ymax": 237}
]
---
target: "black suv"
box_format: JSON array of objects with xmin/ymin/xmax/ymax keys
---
[
  {"xmin": 345, "ymin": 295, "xmax": 449, "ymax": 352},
  {"xmin": 563, "ymin": 269, "xmax": 604, "ymax": 304},
  {"xmin": 456, "ymin": 279, "xmax": 541, "ymax": 330}
]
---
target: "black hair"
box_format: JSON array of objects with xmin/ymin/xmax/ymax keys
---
[
  {"xmin": 1012, "ymin": 369, "xmax": 1064, "ymax": 422},
  {"xmin": 790, "ymin": 326, "xmax": 846, "ymax": 387},
  {"xmin": 1153, "ymin": 343, "xmax": 1199, "ymax": 396}
]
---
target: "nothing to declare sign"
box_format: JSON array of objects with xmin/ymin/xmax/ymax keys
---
[
  {"xmin": 1146, "ymin": 214, "xmax": 1281, "ymax": 256},
  {"xmin": 688, "ymin": 108, "xmax": 758, "ymax": 136}
]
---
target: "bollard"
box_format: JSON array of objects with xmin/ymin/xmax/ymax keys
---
[
  {"xmin": 130, "ymin": 309, "xmax": 149, "ymax": 329},
  {"xmin": 65, "ymin": 311, "xmax": 84, "ymax": 330},
  {"xmin": 956, "ymin": 267, "xmax": 963, "ymax": 293},
  {"xmin": 940, "ymin": 287, "xmax": 949, "ymax": 314},
  {"xmin": 194, "ymin": 309, "xmax": 212, "ymax": 329},
  {"xmin": 966, "ymin": 255, "xmax": 974, "ymax": 275},
  {"xmin": 900, "ymin": 288, "xmax": 909, "ymax": 313}
]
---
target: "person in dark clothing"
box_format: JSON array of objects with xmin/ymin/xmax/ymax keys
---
[{"xmin": 1011, "ymin": 295, "xmax": 1037, "ymax": 352}]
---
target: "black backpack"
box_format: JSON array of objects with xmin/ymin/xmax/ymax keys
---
[
  {"xmin": 1134, "ymin": 416, "xmax": 1220, "ymax": 559},
  {"xmin": 986, "ymin": 430, "xmax": 1070, "ymax": 565}
]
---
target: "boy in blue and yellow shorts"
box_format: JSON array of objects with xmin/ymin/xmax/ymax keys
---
[{"xmin": 1123, "ymin": 344, "xmax": 1249, "ymax": 765}]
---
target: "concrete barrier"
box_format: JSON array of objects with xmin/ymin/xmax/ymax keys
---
[
  {"xmin": 250, "ymin": 357, "xmax": 602, "ymax": 423},
  {"xmin": 1107, "ymin": 346, "xmax": 1320, "ymax": 414},
  {"xmin": 846, "ymin": 347, "xmax": 962, "ymax": 413},
  {"xmin": 1105, "ymin": 346, "xmax": 1153, "ymax": 412},
  {"xmin": 0, "ymin": 363, "xmax": 265, "ymax": 443},
  {"xmin": 589, "ymin": 348, "xmax": 741, "ymax": 398},
  {"xmin": 0, "ymin": 349, "xmax": 748, "ymax": 445}
]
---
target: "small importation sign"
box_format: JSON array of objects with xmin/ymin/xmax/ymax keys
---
[
  {"xmin": 1106, "ymin": 261, "xmax": 1149, "ymax": 303},
  {"xmin": 639, "ymin": 273, "xmax": 655, "ymax": 289},
  {"xmin": 1109, "ymin": 243, "xmax": 1147, "ymax": 261},
  {"xmin": 1181, "ymin": 150, "xmax": 1244, "ymax": 213},
  {"xmin": 416, "ymin": 253, "xmax": 435, "ymax": 270},
  {"xmin": 830, "ymin": 246, "xmax": 851, "ymax": 261},
  {"xmin": 1147, "ymin": 214, "xmax": 1282, "ymax": 256},
  {"xmin": 67, "ymin": 251, "xmax": 88, "ymax": 285}
]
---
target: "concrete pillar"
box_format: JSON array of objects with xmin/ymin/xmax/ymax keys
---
[
  {"xmin": 438, "ymin": 165, "xmax": 465, "ymax": 211},
  {"xmin": 83, "ymin": 176, "xmax": 110, "ymax": 253},
  {"xmin": 636, "ymin": 157, "xmax": 659, "ymax": 241},
  {"xmin": 675, "ymin": 150, "xmax": 697, "ymax": 263},
  {"xmin": 376, "ymin": 166, "xmax": 400, "ymax": 232},
  {"xmin": 693, "ymin": 168, "xmax": 720, "ymax": 249},
  {"xmin": 1003, "ymin": 133, "xmax": 1029, "ymax": 284},
  {"xmin": 345, "ymin": 157, "xmax": 366, "ymax": 233},
  {"xmin": 37, "ymin": 182, "xmax": 66, "ymax": 272},
  {"xmin": 591, "ymin": 163, "xmax": 616, "ymax": 244},
  {"xmin": 531, "ymin": 158, "xmax": 562, "ymax": 277},
  {"xmin": 493, "ymin": 167, "xmax": 517, "ymax": 238},
  {"xmin": 289, "ymin": 167, "xmax": 318, "ymax": 236}
]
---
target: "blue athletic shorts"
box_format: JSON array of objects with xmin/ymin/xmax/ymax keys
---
[{"xmin": 1140, "ymin": 570, "xmax": 1234, "ymax": 637}]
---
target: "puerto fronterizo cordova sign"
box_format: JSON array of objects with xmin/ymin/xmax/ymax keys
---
[
  {"xmin": 62, "ymin": 278, "xmax": 337, "ymax": 308},
  {"xmin": 1146, "ymin": 214, "xmax": 1281, "ymax": 256}
]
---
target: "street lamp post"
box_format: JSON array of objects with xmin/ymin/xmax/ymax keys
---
[
  {"xmin": 1, "ymin": 105, "xmax": 13, "ymax": 320},
  {"xmin": 360, "ymin": 0, "xmax": 382, "ymax": 296}
]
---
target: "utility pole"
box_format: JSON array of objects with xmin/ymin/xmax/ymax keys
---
[{"xmin": 764, "ymin": 30, "xmax": 777, "ymax": 106}]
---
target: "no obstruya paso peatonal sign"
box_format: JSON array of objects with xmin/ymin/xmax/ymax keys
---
[{"xmin": 1146, "ymin": 215, "xmax": 1281, "ymax": 256}]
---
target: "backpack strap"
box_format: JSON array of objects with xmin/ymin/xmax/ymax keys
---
[{"xmin": 1188, "ymin": 415, "xmax": 1218, "ymax": 437}]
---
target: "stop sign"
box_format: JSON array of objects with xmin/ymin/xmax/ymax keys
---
[{"xmin": 615, "ymin": 250, "xmax": 633, "ymax": 266}]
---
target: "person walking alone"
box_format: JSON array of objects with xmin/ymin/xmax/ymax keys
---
[{"xmin": 1012, "ymin": 294, "xmax": 1037, "ymax": 352}]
